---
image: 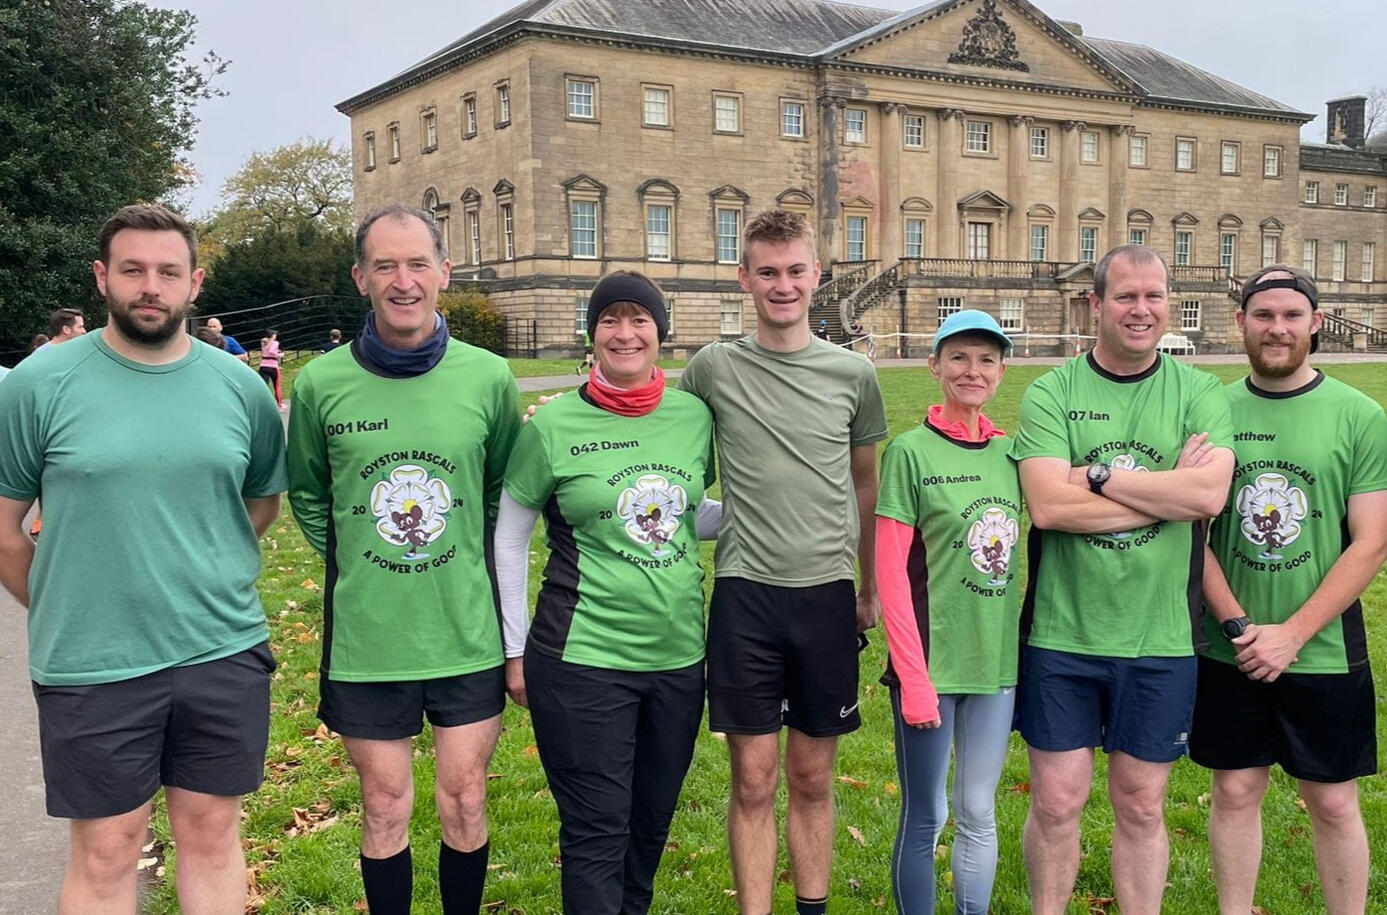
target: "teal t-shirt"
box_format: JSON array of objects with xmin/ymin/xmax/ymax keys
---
[
  {"xmin": 1009, "ymin": 353, "xmax": 1234, "ymax": 658},
  {"xmin": 680, "ymin": 336, "xmax": 888, "ymax": 586},
  {"xmin": 1204, "ymin": 373, "xmax": 1387, "ymax": 673},
  {"xmin": 876, "ymin": 424, "xmax": 1022, "ymax": 692},
  {"xmin": 0, "ymin": 333, "xmax": 287, "ymax": 685},
  {"xmin": 505, "ymin": 388, "xmax": 715, "ymax": 671},
  {"xmin": 287, "ymin": 340, "xmax": 521, "ymax": 681}
]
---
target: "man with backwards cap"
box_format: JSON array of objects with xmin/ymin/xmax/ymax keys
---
[
  {"xmin": 1191, "ymin": 265, "xmax": 1387, "ymax": 915},
  {"xmin": 1009, "ymin": 243, "xmax": 1235, "ymax": 915},
  {"xmin": 287, "ymin": 203, "xmax": 521, "ymax": 914}
]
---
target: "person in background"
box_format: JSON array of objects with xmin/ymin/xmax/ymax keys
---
[
  {"xmin": 877, "ymin": 310, "xmax": 1022, "ymax": 915},
  {"xmin": 258, "ymin": 329, "xmax": 283, "ymax": 409},
  {"xmin": 496, "ymin": 269, "xmax": 718, "ymax": 915},
  {"xmin": 323, "ymin": 328, "xmax": 343, "ymax": 352},
  {"xmin": 204, "ymin": 317, "xmax": 248, "ymax": 363},
  {"xmin": 33, "ymin": 308, "xmax": 86, "ymax": 351},
  {"xmin": 29, "ymin": 333, "xmax": 49, "ymax": 353}
]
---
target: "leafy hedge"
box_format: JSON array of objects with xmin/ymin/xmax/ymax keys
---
[{"xmin": 439, "ymin": 290, "xmax": 505, "ymax": 354}]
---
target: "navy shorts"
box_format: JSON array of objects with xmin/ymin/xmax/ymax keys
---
[
  {"xmin": 33, "ymin": 641, "xmax": 275, "ymax": 819},
  {"xmin": 318, "ymin": 664, "xmax": 506, "ymax": 740},
  {"xmin": 1189, "ymin": 655, "xmax": 1376, "ymax": 783},
  {"xmin": 1017, "ymin": 645, "xmax": 1197, "ymax": 763},
  {"xmin": 706, "ymin": 577, "xmax": 860, "ymax": 738}
]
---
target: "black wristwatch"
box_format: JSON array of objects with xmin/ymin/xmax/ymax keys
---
[
  {"xmin": 1221, "ymin": 616, "xmax": 1251, "ymax": 640},
  {"xmin": 1086, "ymin": 461, "xmax": 1111, "ymax": 494}
]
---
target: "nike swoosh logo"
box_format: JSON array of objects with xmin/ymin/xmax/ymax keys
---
[{"xmin": 839, "ymin": 702, "xmax": 859, "ymax": 718}]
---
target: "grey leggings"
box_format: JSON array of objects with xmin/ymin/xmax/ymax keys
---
[{"xmin": 890, "ymin": 687, "xmax": 1015, "ymax": 915}]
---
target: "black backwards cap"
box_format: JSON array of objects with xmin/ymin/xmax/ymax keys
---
[
  {"xmin": 586, "ymin": 273, "xmax": 670, "ymax": 342},
  {"xmin": 1240, "ymin": 265, "xmax": 1320, "ymax": 353}
]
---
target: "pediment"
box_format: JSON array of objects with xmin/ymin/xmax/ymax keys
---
[
  {"xmin": 709, "ymin": 184, "xmax": 750, "ymax": 202},
  {"xmin": 778, "ymin": 188, "xmax": 815, "ymax": 207},
  {"xmin": 1027, "ymin": 203, "xmax": 1055, "ymax": 218},
  {"xmin": 828, "ymin": 0, "xmax": 1138, "ymax": 97},
  {"xmin": 958, "ymin": 189, "xmax": 1011, "ymax": 212},
  {"xmin": 493, "ymin": 178, "xmax": 515, "ymax": 196},
  {"xmin": 423, "ymin": 187, "xmax": 442, "ymax": 209},
  {"xmin": 1171, "ymin": 211, "xmax": 1199, "ymax": 226},
  {"xmin": 562, "ymin": 174, "xmax": 607, "ymax": 194},
  {"xmin": 1260, "ymin": 217, "xmax": 1284, "ymax": 232},
  {"xmin": 1217, "ymin": 213, "xmax": 1243, "ymax": 229},
  {"xmin": 1077, "ymin": 207, "xmax": 1105, "ymax": 221},
  {"xmin": 901, "ymin": 196, "xmax": 934, "ymax": 212},
  {"xmin": 460, "ymin": 186, "xmax": 481, "ymax": 204},
  {"xmin": 1127, "ymin": 208, "xmax": 1154, "ymax": 224},
  {"xmin": 638, "ymin": 178, "xmax": 680, "ymax": 198},
  {"xmin": 840, "ymin": 195, "xmax": 875, "ymax": 210}
]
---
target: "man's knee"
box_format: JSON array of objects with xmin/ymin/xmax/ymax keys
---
[
  {"xmin": 784, "ymin": 757, "xmax": 833, "ymax": 806},
  {"xmin": 167, "ymin": 794, "xmax": 243, "ymax": 859},
  {"xmin": 1109, "ymin": 782, "xmax": 1167, "ymax": 832},
  {"xmin": 437, "ymin": 776, "xmax": 488, "ymax": 830},
  {"xmin": 1301, "ymin": 782, "xmax": 1361, "ymax": 831},
  {"xmin": 70, "ymin": 814, "xmax": 148, "ymax": 884},
  {"xmin": 360, "ymin": 775, "xmax": 415, "ymax": 838},
  {"xmin": 729, "ymin": 743, "xmax": 780, "ymax": 810},
  {"xmin": 1211, "ymin": 770, "xmax": 1270, "ymax": 813}
]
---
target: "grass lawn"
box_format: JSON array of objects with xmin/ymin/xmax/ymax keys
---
[
  {"xmin": 144, "ymin": 361, "xmax": 1387, "ymax": 914},
  {"xmin": 507, "ymin": 356, "xmax": 688, "ymax": 378}
]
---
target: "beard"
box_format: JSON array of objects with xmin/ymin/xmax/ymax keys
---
[
  {"xmin": 1245, "ymin": 333, "xmax": 1312, "ymax": 379},
  {"xmin": 107, "ymin": 293, "xmax": 190, "ymax": 345}
]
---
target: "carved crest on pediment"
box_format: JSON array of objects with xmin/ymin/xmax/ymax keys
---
[{"xmin": 949, "ymin": 0, "xmax": 1028, "ymax": 72}]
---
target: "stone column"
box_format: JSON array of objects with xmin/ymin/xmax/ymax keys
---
[
  {"xmin": 879, "ymin": 102, "xmax": 905, "ymax": 265},
  {"xmin": 1108, "ymin": 125, "xmax": 1131, "ymax": 252},
  {"xmin": 1008, "ymin": 115, "xmax": 1034, "ymax": 261},
  {"xmin": 937, "ymin": 108, "xmax": 965, "ymax": 258},
  {"xmin": 817, "ymin": 96, "xmax": 846, "ymax": 268},
  {"xmin": 1058, "ymin": 120, "xmax": 1085, "ymax": 262}
]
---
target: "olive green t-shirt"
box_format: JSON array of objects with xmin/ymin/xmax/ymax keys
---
[
  {"xmin": 1010, "ymin": 353, "xmax": 1234, "ymax": 658},
  {"xmin": 680, "ymin": 336, "xmax": 888, "ymax": 586},
  {"xmin": 1204, "ymin": 373, "xmax": 1387, "ymax": 673}
]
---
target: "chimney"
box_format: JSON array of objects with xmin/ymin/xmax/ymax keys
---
[
  {"xmin": 1057, "ymin": 20, "xmax": 1083, "ymax": 36},
  {"xmin": 1326, "ymin": 95, "xmax": 1366, "ymax": 148}
]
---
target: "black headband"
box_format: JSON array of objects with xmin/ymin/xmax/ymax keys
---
[
  {"xmin": 1241, "ymin": 276, "xmax": 1317, "ymax": 310},
  {"xmin": 586, "ymin": 274, "xmax": 670, "ymax": 341}
]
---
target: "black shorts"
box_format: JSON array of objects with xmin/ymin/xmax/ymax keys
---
[
  {"xmin": 706, "ymin": 577, "xmax": 860, "ymax": 738},
  {"xmin": 32, "ymin": 641, "xmax": 275, "ymax": 819},
  {"xmin": 1189, "ymin": 655, "xmax": 1377, "ymax": 783},
  {"xmin": 318, "ymin": 664, "xmax": 506, "ymax": 740}
]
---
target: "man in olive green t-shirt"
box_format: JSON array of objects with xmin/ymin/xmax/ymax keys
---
[
  {"xmin": 1011, "ymin": 245, "xmax": 1234, "ymax": 915},
  {"xmin": 0, "ymin": 204, "xmax": 286, "ymax": 914}
]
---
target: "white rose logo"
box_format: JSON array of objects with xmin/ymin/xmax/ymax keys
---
[
  {"xmin": 1237, "ymin": 472, "xmax": 1308, "ymax": 560},
  {"xmin": 967, "ymin": 507, "xmax": 1019, "ymax": 585},
  {"xmin": 615, "ymin": 473, "xmax": 687, "ymax": 556},
  {"xmin": 370, "ymin": 464, "xmax": 453, "ymax": 559},
  {"xmin": 1106, "ymin": 454, "xmax": 1148, "ymax": 539}
]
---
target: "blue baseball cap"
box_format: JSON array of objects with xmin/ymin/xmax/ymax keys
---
[{"xmin": 933, "ymin": 309, "xmax": 1012, "ymax": 356}]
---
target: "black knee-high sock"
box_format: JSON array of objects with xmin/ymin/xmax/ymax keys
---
[
  {"xmin": 439, "ymin": 840, "xmax": 489, "ymax": 914},
  {"xmin": 795, "ymin": 895, "xmax": 828, "ymax": 915},
  {"xmin": 361, "ymin": 846, "xmax": 412, "ymax": 914}
]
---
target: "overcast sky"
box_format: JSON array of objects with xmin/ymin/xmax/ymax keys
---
[{"xmin": 164, "ymin": 0, "xmax": 1385, "ymax": 217}]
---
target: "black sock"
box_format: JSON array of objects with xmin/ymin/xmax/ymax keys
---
[
  {"xmin": 795, "ymin": 895, "xmax": 828, "ymax": 915},
  {"xmin": 360, "ymin": 846, "xmax": 412, "ymax": 915},
  {"xmin": 439, "ymin": 839, "xmax": 489, "ymax": 914}
]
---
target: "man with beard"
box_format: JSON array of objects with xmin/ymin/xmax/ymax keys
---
[
  {"xmin": 287, "ymin": 204, "xmax": 520, "ymax": 915},
  {"xmin": 0, "ymin": 203, "xmax": 286, "ymax": 914},
  {"xmin": 1192, "ymin": 265, "xmax": 1387, "ymax": 915}
]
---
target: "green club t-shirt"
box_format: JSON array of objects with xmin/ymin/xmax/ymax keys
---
[
  {"xmin": 1010, "ymin": 353, "xmax": 1234, "ymax": 658},
  {"xmin": 286, "ymin": 340, "xmax": 521, "ymax": 681},
  {"xmin": 679, "ymin": 336, "xmax": 888, "ymax": 586},
  {"xmin": 876, "ymin": 424, "xmax": 1023, "ymax": 693},
  {"xmin": 1204, "ymin": 373, "xmax": 1387, "ymax": 673},
  {"xmin": 504, "ymin": 388, "xmax": 715, "ymax": 671},
  {"xmin": 0, "ymin": 333, "xmax": 288, "ymax": 686}
]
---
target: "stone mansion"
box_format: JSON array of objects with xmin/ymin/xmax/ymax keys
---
[{"xmin": 337, "ymin": 0, "xmax": 1387, "ymax": 355}]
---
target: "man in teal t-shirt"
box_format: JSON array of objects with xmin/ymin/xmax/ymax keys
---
[
  {"xmin": 0, "ymin": 204, "xmax": 286, "ymax": 913},
  {"xmin": 287, "ymin": 204, "xmax": 520, "ymax": 915},
  {"xmin": 1191, "ymin": 266, "xmax": 1387, "ymax": 915},
  {"xmin": 1010, "ymin": 245, "xmax": 1234, "ymax": 915}
]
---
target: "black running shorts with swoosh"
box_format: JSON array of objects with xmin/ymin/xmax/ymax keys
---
[{"xmin": 706, "ymin": 577, "xmax": 860, "ymax": 737}]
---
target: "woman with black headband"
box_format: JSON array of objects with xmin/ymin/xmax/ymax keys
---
[{"xmin": 494, "ymin": 270, "xmax": 719, "ymax": 914}]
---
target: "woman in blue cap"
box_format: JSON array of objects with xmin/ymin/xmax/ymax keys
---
[{"xmin": 874, "ymin": 309, "xmax": 1022, "ymax": 914}]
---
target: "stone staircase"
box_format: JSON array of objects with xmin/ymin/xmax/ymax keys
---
[{"xmin": 809, "ymin": 261, "xmax": 877, "ymax": 342}]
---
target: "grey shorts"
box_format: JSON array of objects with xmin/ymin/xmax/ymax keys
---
[{"xmin": 33, "ymin": 641, "xmax": 275, "ymax": 819}]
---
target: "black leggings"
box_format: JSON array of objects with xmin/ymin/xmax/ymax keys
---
[
  {"xmin": 257, "ymin": 365, "xmax": 281, "ymax": 404},
  {"xmin": 525, "ymin": 647, "xmax": 703, "ymax": 915}
]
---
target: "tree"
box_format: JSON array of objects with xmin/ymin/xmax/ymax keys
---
[
  {"xmin": 205, "ymin": 139, "xmax": 353, "ymax": 246},
  {"xmin": 1365, "ymin": 86, "xmax": 1387, "ymax": 147},
  {"xmin": 0, "ymin": 0, "xmax": 223, "ymax": 355},
  {"xmin": 197, "ymin": 219, "xmax": 358, "ymax": 315}
]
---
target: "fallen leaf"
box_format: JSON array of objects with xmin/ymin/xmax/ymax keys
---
[
  {"xmin": 883, "ymin": 782, "xmax": 898, "ymax": 795},
  {"xmin": 137, "ymin": 857, "xmax": 159, "ymax": 870},
  {"xmin": 301, "ymin": 578, "xmax": 320, "ymax": 591},
  {"xmin": 1007, "ymin": 781, "xmax": 1031, "ymax": 794},
  {"xmin": 284, "ymin": 599, "xmax": 299, "ymax": 611},
  {"xmin": 1294, "ymin": 797, "xmax": 1307, "ymax": 811},
  {"xmin": 848, "ymin": 876, "xmax": 861, "ymax": 890},
  {"xmin": 847, "ymin": 825, "xmax": 865, "ymax": 846},
  {"xmin": 523, "ymin": 745, "xmax": 540, "ymax": 758},
  {"xmin": 1250, "ymin": 907, "xmax": 1271, "ymax": 915},
  {"xmin": 1084, "ymin": 895, "xmax": 1117, "ymax": 913},
  {"xmin": 1197, "ymin": 792, "xmax": 1212, "ymax": 807},
  {"xmin": 837, "ymin": 775, "xmax": 868, "ymax": 789}
]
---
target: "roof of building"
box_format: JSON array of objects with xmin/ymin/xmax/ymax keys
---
[
  {"xmin": 1299, "ymin": 142, "xmax": 1387, "ymax": 176},
  {"xmin": 339, "ymin": 0, "xmax": 1307, "ymax": 120}
]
